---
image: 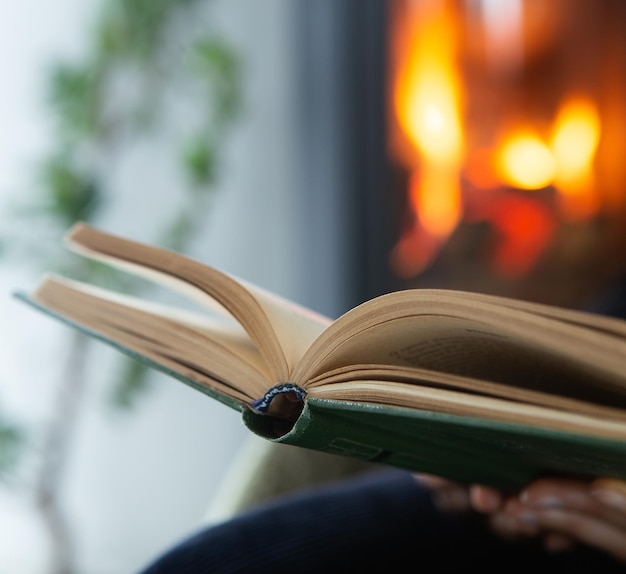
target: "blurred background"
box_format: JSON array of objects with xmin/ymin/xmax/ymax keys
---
[{"xmin": 2, "ymin": 0, "xmax": 626, "ymax": 572}]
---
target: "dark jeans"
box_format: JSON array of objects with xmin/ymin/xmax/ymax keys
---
[{"xmin": 137, "ymin": 469, "xmax": 623, "ymax": 573}]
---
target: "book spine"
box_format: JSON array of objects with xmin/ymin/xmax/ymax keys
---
[{"xmin": 250, "ymin": 383, "xmax": 307, "ymax": 414}]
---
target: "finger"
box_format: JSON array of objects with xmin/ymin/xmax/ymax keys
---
[
  {"xmin": 521, "ymin": 480, "xmax": 626, "ymax": 530},
  {"xmin": 484, "ymin": 496, "xmax": 547, "ymax": 539},
  {"xmin": 524, "ymin": 507, "xmax": 626, "ymax": 563},
  {"xmin": 591, "ymin": 478, "xmax": 626, "ymax": 513},
  {"xmin": 470, "ymin": 485, "xmax": 504, "ymax": 513},
  {"xmin": 413, "ymin": 474, "xmax": 471, "ymax": 513},
  {"xmin": 489, "ymin": 512, "xmax": 520, "ymax": 540},
  {"xmin": 490, "ymin": 511, "xmax": 540, "ymax": 538},
  {"xmin": 520, "ymin": 477, "xmax": 591, "ymax": 502},
  {"xmin": 413, "ymin": 474, "xmax": 459, "ymax": 489}
]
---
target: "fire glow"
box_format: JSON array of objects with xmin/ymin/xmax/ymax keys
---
[{"xmin": 388, "ymin": 0, "xmax": 625, "ymax": 280}]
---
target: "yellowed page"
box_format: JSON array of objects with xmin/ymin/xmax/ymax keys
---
[
  {"xmin": 33, "ymin": 276, "xmax": 271, "ymax": 401},
  {"xmin": 308, "ymin": 381, "xmax": 626, "ymax": 440},
  {"xmin": 434, "ymin": 288, "xmax": 626, "ymax": 338},
  {"xmin": 65, "ymin": 223, "xmax": 331, "ymax": 381},
  {"xmin": 292, "ymin": 289, "xmax": 626, "ymax": 401},
  {"xmin": 306, "ymin": 364, "xmax": 626, "ymax": 421}
]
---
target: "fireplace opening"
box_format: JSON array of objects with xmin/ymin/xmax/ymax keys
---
[
  {"xmin": 384, "ymin": 0, "xmax": 626, "ymax": 308},
  {"xmin": 294, "ymin": 0, "xmax": 626, "ymax": 314}
]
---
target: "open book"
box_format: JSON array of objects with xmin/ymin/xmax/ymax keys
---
[{"xmin": 16, "ymin": 223, "xmax": 626, "ymax": 489}]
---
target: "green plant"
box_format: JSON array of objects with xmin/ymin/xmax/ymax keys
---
[
  {"xmin": 0, "ymin": 405, "xmax": 24, "ymax": 483},
  {"xmin": 1, "ymin": 1, "xmax": 242, "ymax": 572}
]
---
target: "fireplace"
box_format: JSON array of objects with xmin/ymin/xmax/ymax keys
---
[
  {"xmin": 294, "ymin": 0, "xmax": 626, "ymax": 312},
  {"xmin": 385, "ymin": 0, "xmax": 626, "ymax": 308}
]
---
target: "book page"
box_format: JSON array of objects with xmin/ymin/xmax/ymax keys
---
[
  {"xmin": 305, "ymin": 364, "xmax": 626, "ymax": 421},
  {"xmin": 64, "ymin": 223, "xmax": 331, "ymax": 381},
  {"xmin": 231, "ymin": 276, "xmax": 333, "ymax": 370},
  {"xmin": 32, "ymin": 276, "xmax": 272, "ymax": 401},
  {"xmin": 292, "ymin": 289, "xmax": 626, "ymax": 405},
  {"xmin": 443, "ymin": 288, "xmax": 626, "ymax": 338},
  {"xmin": 307, "ymin": 381, "xmax": 626, "ymax": 440}
]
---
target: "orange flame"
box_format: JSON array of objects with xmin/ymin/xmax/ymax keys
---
[
  {"xmin": 495, "ymin": 96, "xmax": 601, "ymax": 218},
  {"xmin": 550, "ymin": 96, "xmax": 601, "ymax": 220},
  {"xmin": 496, "ymin": 132, "xmax": 556, "ymax": 190},
  {"xmin": 390, "ymin": 0, "xmax": 464, "ymax": 277},
  {"xmin": 389, "ymin": 1, "xmax": 619, "ymax": 282}
]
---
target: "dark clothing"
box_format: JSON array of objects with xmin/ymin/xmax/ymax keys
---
[{"xmin": 138, "ymin": 469, "xmax": 624, "ymax": 573}]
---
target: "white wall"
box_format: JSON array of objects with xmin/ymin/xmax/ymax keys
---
[{"xmin": 0, "ymin": 1, "xmax": 320, "ymax": 572}]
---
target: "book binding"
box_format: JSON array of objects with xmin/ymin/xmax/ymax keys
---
[{"xmin": 251, "ymin": 383, "xmax": 307, "ymax": 414}]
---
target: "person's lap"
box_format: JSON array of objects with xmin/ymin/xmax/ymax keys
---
[{"xmin": 138, "ymin": 469, "xmax": 622, "ymax": 573}]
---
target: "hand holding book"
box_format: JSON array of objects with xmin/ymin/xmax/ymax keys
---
[{"xmin": 416, "ymin": 473, "xmax": 626, "ymax": 561}]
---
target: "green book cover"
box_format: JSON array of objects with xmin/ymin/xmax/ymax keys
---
[
  {"xmin": 17, "ymin": 291, "xmax": 626, "ymax": 491},
  {"xmin": 246, "ymin": 398, "xmax": 626, "ymax": 490}
]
